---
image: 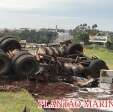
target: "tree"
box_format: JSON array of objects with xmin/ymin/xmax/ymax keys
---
[
  {"xmin": 92, "ymin": 24, "xmax": 98, "ymax": 30},
  {"xmin": 71, "ymin": 24, "xmax": 89, "ymax": 44}
]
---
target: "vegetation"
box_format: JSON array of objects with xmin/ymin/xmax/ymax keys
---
[
  {"xmin": 0, "ymin": 23, "xmax": 100, "ymax": 45},
  {"xmin": 70, "ymin": 23, "xmax": 113, "ymax": 50},
  {"xmin": 70, "ymin": 23, "xmax": 99, "ymax": 44},
  {"xmin": 1, "ymin": 23, "xmax": 113, "ymax": 49},
  {"xmin": 0, "ymin": 28, "xmax": 57, "ymax": 43},
  {"xmin": 85, "ymin": 47, "xmax": 113, "ymax": 69},
  {"xmin": 19, "ymin": 29, "xmax": 57, "ymax": 43},
  {"xmin": 0, "ymin": 89, "xmax": 43, "ymax": 112}
]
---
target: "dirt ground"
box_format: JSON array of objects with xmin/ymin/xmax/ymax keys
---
[{"xmin": 0, "ymin": 80, "xmax": 112, "ymax": 112}]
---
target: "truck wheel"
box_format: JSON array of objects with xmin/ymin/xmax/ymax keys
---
[
  {"xmin": 0, "ymin": 36, "xmax": 21, "ymax": 52},
  {"xmin": 66, "ymin": 43, "xmax": 83, "ymax": 55},
  {"xmin": 87, "ymin": 59, "xmax": 108, "ymax": 78},
  {"xmin": 13, "ymin": 54, "xmax": 38, "ymax": 77}
]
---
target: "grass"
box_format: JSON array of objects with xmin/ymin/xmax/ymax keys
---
[
  {"xmin": 85, "ymin": 47, "xmax": 113, "ymax": 69},
  {"xmin": 0, "ymin": 89, "xmax": 43, "ymax": 112}
]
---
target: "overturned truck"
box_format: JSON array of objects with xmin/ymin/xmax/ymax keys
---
[
  {"xmin": 0, "ymin": 36, "xmax": 109, "ymax": 83},
  {"xmin": 36, "ymin": 43, "xmax": 108, "ymax": 82}
]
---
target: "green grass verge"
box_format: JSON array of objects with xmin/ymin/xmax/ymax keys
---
[
  {"xmin": 85, "ymin": 48, "xmax": 113, "ymax": 69},
  {"xmin": 0, "ymin": 89, "xmax": 43, "ymax": 112}
]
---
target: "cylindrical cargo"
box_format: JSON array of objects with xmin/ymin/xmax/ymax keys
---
[
  {"xmin": 36, "ymin": 45, "xmax": 67, "ymax": 60},
  {"xmin": 36, "ymin": 43, "xmax": 84, "ymax": 60}
]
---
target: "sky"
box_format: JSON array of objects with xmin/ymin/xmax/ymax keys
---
[{"xmin": 0, "ymin": 0, "xmax": 113, "ymax": 31}]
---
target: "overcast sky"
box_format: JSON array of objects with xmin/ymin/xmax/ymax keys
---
[{"xmin": 0, "ymin": 0, "xmax": 113, "ymax": 31}]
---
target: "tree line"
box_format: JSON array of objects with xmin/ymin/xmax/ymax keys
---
[
  {"xmin": 0, "ymin": 24, "xmax": 113, "ymax": 49},
  {"xmin": 0, "ymin": 28, "xmax": 58, "ymax": 43}
]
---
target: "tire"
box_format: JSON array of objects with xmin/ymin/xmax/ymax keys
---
[
  {"xmin": 87, "ymin": 59, "xmax": 108, "ymax": 78},
  {"xmin": 66, "ymin": 43, "xmax": 83, "ymax": 55},
  {"xmin": 12, "ymin": 51, "xmax": 30, "ymax": 63},
  {"xmin": 0, "ymin": 49, "xmax": 11, "ymax": 75},
  {"xmin": 13, "ymin": 54, "xmax": 38, "ymax": 77},
  {"xmin": 0, "ymin": 36, "xmax": 21, "ymax": 52},
  {"xmin": 0, "ymin": 36, "xmax": 13, "ymax": 44}
]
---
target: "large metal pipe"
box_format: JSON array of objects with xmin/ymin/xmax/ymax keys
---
[
  {"xmin": 36, "ymin": 43, "xmax": 84, "ymax": 61},
  {"xmin": 36, "ymin": 46, "xmax": 64, "ymax": 57}
]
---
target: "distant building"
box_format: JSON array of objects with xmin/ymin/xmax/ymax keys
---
[
  {"xmin": 26, "ymin": 43, "xmax": 37, "ymax": 48},
  {"xmin": 20, "ymin": 40, "xmax": 27, "ymax": 48},
  {"xmin": 54, "ymin": 31, "xmax": 73, "ymax": 43},
  {"xmin": 89, "ymin": 35, "xmax": 108, "ymax": 43}
]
